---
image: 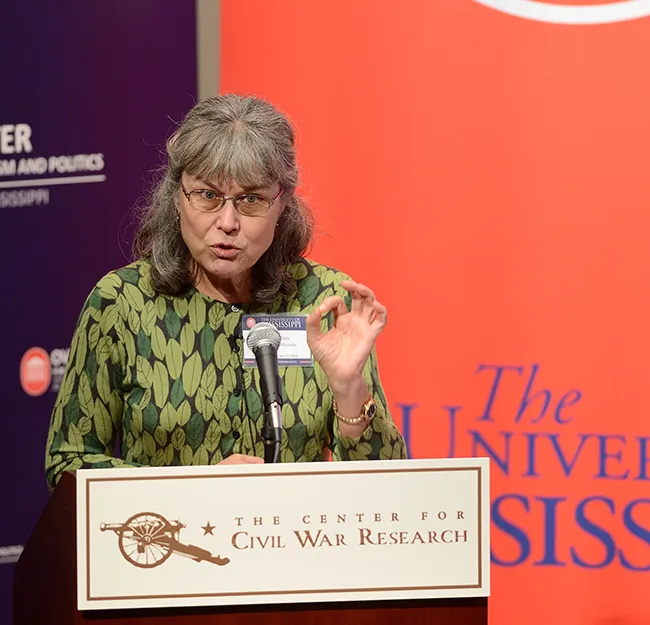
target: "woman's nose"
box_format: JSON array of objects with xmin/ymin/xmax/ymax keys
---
[{"xmin": 215, "ymin": 199, "xmax": 239, "ymax": 232}]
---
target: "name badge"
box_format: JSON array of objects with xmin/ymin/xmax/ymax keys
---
[{"xmin": 242, "ymin": 314, "xmax": 313, "ymax": 367}]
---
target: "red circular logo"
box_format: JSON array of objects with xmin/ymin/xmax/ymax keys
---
[
  {"xmin": 20, "ymin": 347, "xmax": 52, "ymax": 397},
  {"xmin": 246, "ymin": 318, "xmax": 256, "ymax": 329}
]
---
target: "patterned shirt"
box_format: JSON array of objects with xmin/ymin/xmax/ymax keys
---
[{"xmin": 45, "ymin": 258, "xmax": 407, "ymax": 488}]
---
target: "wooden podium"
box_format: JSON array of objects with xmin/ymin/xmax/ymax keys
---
[{"xmin": 14, "ymin": 460, "xmax": 489, "ymax": 624}]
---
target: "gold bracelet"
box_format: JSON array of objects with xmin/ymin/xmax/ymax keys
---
[{"xmin": 333, "ymin": 396, "xmax": 377, "ymax": 425}]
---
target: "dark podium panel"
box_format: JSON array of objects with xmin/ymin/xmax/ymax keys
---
[{"xmin": 14, "ymin": 472, "xmax": 488, "ymax": 625}]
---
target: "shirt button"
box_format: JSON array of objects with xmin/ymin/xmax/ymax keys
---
[
  {"xmin": 233, "ymin": 387, "xmax": 242, "ymax": 396},
  {"xmin": 233, "ymin": 430, "xmax": 241, "ymax": 440}
]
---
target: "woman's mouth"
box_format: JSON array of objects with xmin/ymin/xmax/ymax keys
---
[{"xmin": 211, "ymin": 244, "xmax": 240, "ymax": 260}]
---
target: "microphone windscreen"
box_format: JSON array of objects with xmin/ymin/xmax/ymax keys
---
[{"xmin": 246, "ymin": 322, "xmax": 281, "ymax": 352}]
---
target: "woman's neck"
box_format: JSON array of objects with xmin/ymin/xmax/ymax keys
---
[{"xmin": 194, "ymin": 269, "xmax": 253, "ymax": 304}]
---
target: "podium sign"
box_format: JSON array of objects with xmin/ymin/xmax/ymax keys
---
[{"xmin": 76, "ymin": 458, "xmax": 489, "ymax": 611}]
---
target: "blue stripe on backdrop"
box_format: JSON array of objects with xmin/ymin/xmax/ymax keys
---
[{"xmin": 0, "ymin": 1, "xmax": 198, "ymax": 621}]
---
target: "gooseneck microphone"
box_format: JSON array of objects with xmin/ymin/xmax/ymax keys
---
[{"xmin": 246, "ymin": 322, "xmax": 283, "ymax": 463}]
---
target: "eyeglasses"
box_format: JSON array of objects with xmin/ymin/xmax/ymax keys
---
[{"xmin": 181, "ymin": 184, "xmax": 283, "ymax": 217}]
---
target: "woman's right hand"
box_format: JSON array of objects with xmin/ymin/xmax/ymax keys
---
[{"xmin": 218, "ymin": 454, "xmax": 264, "ymax": 465}]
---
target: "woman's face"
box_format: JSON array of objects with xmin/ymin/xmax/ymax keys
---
[{"xmin": 179, "ymin": 172, "xmax": 283, "ymax": 289}]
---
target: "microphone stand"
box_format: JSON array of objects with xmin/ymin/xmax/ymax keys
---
[{"xmin": 262, "ymin": 401, "xmax": 282, "ymax": 463}]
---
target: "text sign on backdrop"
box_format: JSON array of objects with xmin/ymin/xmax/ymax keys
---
[{"xmin": 76, "ymin": 458, "xmax": 489, "ymax": 611}]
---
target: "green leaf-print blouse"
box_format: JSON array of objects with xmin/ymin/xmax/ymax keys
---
[{"xmin": 45, "ymin": 258, "xmax": 407, "ymax": 489}]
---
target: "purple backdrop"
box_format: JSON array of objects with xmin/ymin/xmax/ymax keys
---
[{"xmin": 0, "ymin": 2, "xmax": 197, "ymax": 621}]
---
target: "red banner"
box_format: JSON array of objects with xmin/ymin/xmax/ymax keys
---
[{"xmin": 221, "ymin": 2, "xmax": 650, "ymax": 622}]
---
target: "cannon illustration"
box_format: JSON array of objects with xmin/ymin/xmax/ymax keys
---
[{"xmin": 100, "ymin": 512, "xmax": 230, "ymax": 569}]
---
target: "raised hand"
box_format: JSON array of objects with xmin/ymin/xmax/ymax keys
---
[{"xmin": 305, "ymin": 280, "xmax": 387, "ymax": 393}]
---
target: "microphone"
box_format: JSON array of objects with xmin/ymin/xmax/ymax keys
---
[{"xmin": 246, "ymin": 322, "xmax": 283, "ymax": 463}]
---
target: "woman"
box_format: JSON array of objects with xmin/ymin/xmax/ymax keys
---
[{"xmin": 45, "ymin": 94, "xmax": 407, "ymax": 489}]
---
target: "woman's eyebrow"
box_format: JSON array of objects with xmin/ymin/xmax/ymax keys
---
[
  {"xmin": 194, "ymin": 178, "xmax": 221, "ymax": 191},
  {"xmin": 194, "ymin": 178, "xmax": 268, "ymax": 194}
]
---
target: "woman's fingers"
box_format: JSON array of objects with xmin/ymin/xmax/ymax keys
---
[
  {"xmin": 307, "ymin": 283, "xmax": 387, "ymax": 338},
  {"xmin": 306, "ymin": 296, "xmax": 346, "ymax": 336},
  {"xmin": 341, "ymin": 280, "xmax": 386, "ymax": 325},
  {"xmin": 371, "ymin": 299, "xmax": 388, "ymax": 328},
  {"xmin": 341, "ymin": 280, "xmax": 376, "ymax": 316},
  {"xmin": 218, "ymin": 454, "xmax": 264, "ymax": 465}
]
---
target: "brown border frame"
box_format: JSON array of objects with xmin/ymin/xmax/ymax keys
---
[{"xmin": 83, "ymin": 465, "xmax": 486, "ymax": 604}]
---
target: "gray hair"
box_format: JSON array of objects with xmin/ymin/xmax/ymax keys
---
[{"xmin": 133, "ymin": 94, "xmax": 314, "ymax": 304}]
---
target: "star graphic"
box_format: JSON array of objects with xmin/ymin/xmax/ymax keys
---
[{"xmin": 202, "ymin": 521, "xmax": 215, "ymax": 536}]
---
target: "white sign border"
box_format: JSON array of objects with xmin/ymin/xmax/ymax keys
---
[{"xmin": 77, "ymin": 458, "xmax": 490, "ymax": 610}]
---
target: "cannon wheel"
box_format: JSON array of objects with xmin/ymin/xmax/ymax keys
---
[{"xmin": 118, "ymin": 512, "xmax": 174, "ymax": 569}]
